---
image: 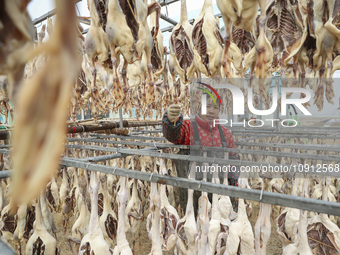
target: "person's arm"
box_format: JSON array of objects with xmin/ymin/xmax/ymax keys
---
[
  {"xmin": 222, "ymin": 127, "xmax": 239, "ymax": 158},
  {"xmin": 162, "ymin": 112, "xmax": 192, "ymax": 145}
]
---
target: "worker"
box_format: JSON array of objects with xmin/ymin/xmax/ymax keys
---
[{"xmin": 162, "ymin": 91, "xmax": 240, "ymax": 214}]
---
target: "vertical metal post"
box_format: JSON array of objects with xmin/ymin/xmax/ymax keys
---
[
  {"xmin": 81, "ymin": 109, "xmax": 84, "ymax": 120},
  {"xmin": 119, "ymin": 108, "xmax": 123, "ymax": 128},
  {"xmin": 275, "ymin": 74, "xmax": 280, "ymax": 130}
]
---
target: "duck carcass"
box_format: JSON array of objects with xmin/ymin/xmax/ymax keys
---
[
  {"xmin": 159, "ymin": 158, "xmax": 179, "ymax": 251},
  {"xmin": 9, "ymin": 0, "xmax": 80, "ymax": 211},
  {"xmin": 79, "ymin": 171, "xmax": 113, "ymax": 255},
  {"xmin": 176, "ymin": 162, "xmax": 198, "ymax": 255},
  {"xmin": 25, "ymin": 194, "xmax": 58, "ymax": 255},
  {"xmin": 191, "ymin": 0, "xmax": 224, "ymax": 78},
  {"xmin": 169, "ymin": 0, "xmax": 195, "ymax": 83}
]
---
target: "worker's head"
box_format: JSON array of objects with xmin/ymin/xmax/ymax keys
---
[{"xmin": 198, "ymin": 93, "xmax": 221, "ymax": 124}]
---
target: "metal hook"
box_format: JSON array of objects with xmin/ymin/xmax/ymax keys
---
[
  {"xmin": 212, "ymin": 156, "xmax": 217, "ymax": 164},
  {"xmin": 85, "ymin": 162, "xmax": 90, "ymax": 169},
  {"xmin": 149, "ymin": 172, "xmax": 155, "ymax": 181},
  {"xmin": 198, "ymin": 180, "xmax": 203, "ymax": 189},
  {"xmin": 259, "ymin": 187, "xmax": 264, "ymax": 201}
]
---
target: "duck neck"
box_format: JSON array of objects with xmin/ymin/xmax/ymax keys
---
[
  {"xmin": 202, "ymin": 0, "xmax": 213, "ymax": 11},
  {"xmin": 180, "ymin": 0, "xmax": 188, "ymax": 23}
]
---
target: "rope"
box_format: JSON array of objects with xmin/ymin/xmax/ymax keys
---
[
  {"xmin": 127, "ymin": 0, "xmax": 138, "ymax": 25},
  {"xmin": 307, "ymin": 236, "xmax": 337, "ymax": 250}
]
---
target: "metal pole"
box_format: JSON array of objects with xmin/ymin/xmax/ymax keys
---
[
  {"xmin": 232, "ymin": 133, "xmax": 340, "ymax": 139},
  {"xmin": 119, "ymin": 108, "xmax": 124, "ymax": 128},
  {"xmin": 0, "ymin": 170, "xmax": 11, "ymax": 179},
  {"xmin": 64, "ymin": 144, "xmax": 340, "ymax": 178},
  {"xmin": 66, "ymin": 137, "xmax": 340, "ymax": 162},
  {"xmin": 70, "ymin": 134, "xmax": 340, "ymax": 152},
  {"xmin": 60, "ymin": 158, "xmax": 340, "ymax": 217},
  {"xmin": 160, "ymin": 14, "xmax": 177, "ymax": 26},
  {"xmin": 0, "ymin": 240, "xmax": 17, "ymax": 255}
]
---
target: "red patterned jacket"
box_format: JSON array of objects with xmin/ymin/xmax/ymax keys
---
[{"xmin": 162, "ymin": 112, "xmax": 240, "ymax": 186}]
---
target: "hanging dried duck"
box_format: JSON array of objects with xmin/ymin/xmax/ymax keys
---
[
  {"xmin": 9, "ymin": 0, "xmax": 81, "ymax": 211},
  {"xmin": 192, "ymin": 0, "xmax": 224, "ymax": 78},
  {"xmin": 169, "ymin": 0, "xmax": 196, "ymax": 83},
  {"xmin": 0, "ymin": 0, "xmax": 35, "ymax": 98},
  {"xmin": 308, "ymin": 0, "xmax": 340, "ymax": 110},
  {"xmin": 106, "ymin": 0, "xmax": 160, "ymax": 108}
]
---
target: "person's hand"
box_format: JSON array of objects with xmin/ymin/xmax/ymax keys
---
[{"xmin": 167, "ymin": 104, "xmax": 181, "ymax": 122}]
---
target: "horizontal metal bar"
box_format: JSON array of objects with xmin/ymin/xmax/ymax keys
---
[
  {"xmin": 89, "ymin": 134, "xmax": 167, "ymax": 141},
  {"xmin": 74, "ymin": 146, "xmax": 160, "ymax": 162},
  {"xmin": 239, "ymin": 137, "xmax": 258, "ymax": 142},
  {"xmin": 231, "ymin": 130, "xmax": 340, "ymax": 136},
  {"xmin": 0, "ymin": 149, "xmax": 11, "ymax": 155},
  {"xmin": 78, "ymin": 17, "xmax": 90, "ymax": 25},
  {"xmin": 78, "ymin": 153, "xmax": 123, "ymax": 162},
  {"xmin": 83, "ymin": 28, "xmax": 89, "ymax": 34},
  {"xmin": 68, "ymin": 137, "xmax": 188, "ymax": 149},
  {"xmin": 0, "ymin": 239, "xmax": 17, "ymax": 255},
  {"xmin": 95, "ymin": 134, "xmax": 338, "ymax": 152},
  {"xmin": 129, "ymin": 130, "xmax": 162, "ymax": 135},
  {"xmin": 161, "ymin": 25, "xmax": 175, "ymax": 33},
  {"xmin": 32, "ymin": 0, "xmax": 82, "ymax": 25},
  {"xmin": 160, "ymin": 14, "xmax": 177, "ymax": 26},
  {"xmin": 237, "ymin": 141, "xmax": 340, "ymax": 152},
  {"xmin": 0, "ymin": 147, "xmax": 161, "ymax": 179},
  {"xmin": 0, "ymin": 170, "xmax": 11, "ymax": 179},
  {"xmin": 159, "ymin": 0, "xmax": 180, "ymax": 7},
  {"xmin": 33, "ymin": 9, "xmax": 56, "ymax": 25},
  {"xmin": 67, "ymin": 137, "xmax": 340, "ymax": 162},
  {"xmin": 233, "ymin": 133, "xmax": 340, "ymax": 139},
  {"xmin": 65, "ymin": 144, "xmax": 340, "ymax": 178},
  {"xmin": 60, "ymin": 158, "xmax": 340, "ymax": 217},
  {"xmin": 160, "ymin": 13, "xmax": 221, "ymax": 33}
]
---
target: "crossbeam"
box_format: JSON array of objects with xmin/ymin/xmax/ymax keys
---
[
  {"xmin": 58, "ymin": 157, "xmax": 340, "ymax": 217},
  {"xmin": 67, "ymin": 137, "xmax": 340, "ymax": 162}
]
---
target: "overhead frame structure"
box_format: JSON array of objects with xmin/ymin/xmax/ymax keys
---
[
  {"xmin": 31, "ymin": 0, "xmax": 226, "ymax": 35},
  {"xmin": 0, "ymin": 122, "xmax": 340, "ymax": 218},
  {"xmin": 32, "ymin": 0, "xmax": 183, "ymax": 31},
  {"xmin": 3, "ymin": 1, "xmax": 339, "ymax": 239},
  {"xmin": 66, "ymin": 137, "xmax": 340, "ymax": 162},
  {"xmin": 0, "ymin": 239, "xmax": 17, "ymax": 255},
  {"xmin": 1, "ymin": 151, "xmax": 340, "ymax": 216}
]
